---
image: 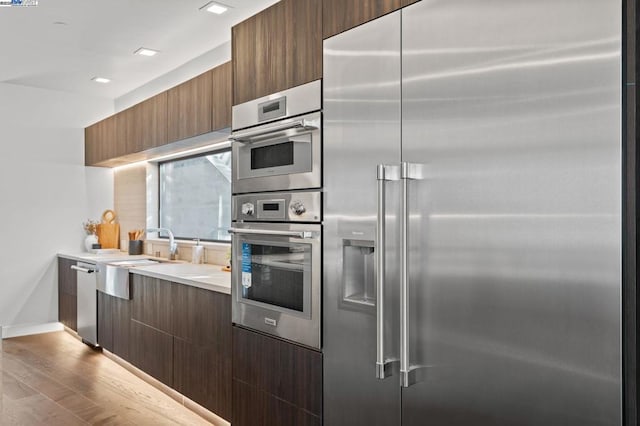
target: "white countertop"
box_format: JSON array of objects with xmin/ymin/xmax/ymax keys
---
[
  {"xmin": 132, "ymin": 263, "xmax": 231, "ymax": 295},
  {"xmin": 58, "ymin": 252, "xmax": 231, "ymax": 295}
]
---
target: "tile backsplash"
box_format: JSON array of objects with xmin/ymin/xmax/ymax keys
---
[{"xmin": 114, "ymin": 162, "xmax": 231, "ymax": 266}]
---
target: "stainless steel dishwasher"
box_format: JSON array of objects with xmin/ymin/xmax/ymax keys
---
[{"xmin": 71, "ymin": 261, "xmax": 98, "ymax": 347}]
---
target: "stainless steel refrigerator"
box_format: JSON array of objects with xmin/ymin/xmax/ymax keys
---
[{"xmin": 322, "ymin": 1, "xmax": 622, "ymax": 425}]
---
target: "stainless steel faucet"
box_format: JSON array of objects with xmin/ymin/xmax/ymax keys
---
[{"xmin": 147, "ymin": 228, "xmax": 178, "ymax": 260}]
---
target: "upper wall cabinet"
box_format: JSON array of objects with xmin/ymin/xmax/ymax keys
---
[
  {"xmin": 212, "ymin": 61, "xmax": 232, "ymax": 131},
  {"xmin": 85, "ymin": 61, "xmax": 232, "ymax": 167},
  {"xmin": 323, "ymin": 0, "xmax": 420, "ymax": 39},
  {"xmin": 129, "ymin": 92, "xmax": 168, "ymax": 152},
  {"xmin": 85, "ymin": 94, "xmax": 168, "ymax": 166},
  {"xmin": 167, "ymin": 70, "xmax": 213, "ymax": 143},
  {"xmin": 85, "ymin": 115, "xmax": 118, "ymax": 166},
  {"xmin": 232, "ymin": 0, "xmax": 322, "ymax": 105}
]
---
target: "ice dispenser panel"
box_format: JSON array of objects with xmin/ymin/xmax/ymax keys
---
[{"xmin": 342, "ymin": 239, "xmax": 375, "ymax": 308}]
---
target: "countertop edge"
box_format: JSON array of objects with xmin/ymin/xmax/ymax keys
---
[
  {"xmin": 130, "ymin": 268, "xmax": 231, "ymax": 295},
  {"xmin": 57, "ymin": 253, "xmax": 231, "ymax": 296}
]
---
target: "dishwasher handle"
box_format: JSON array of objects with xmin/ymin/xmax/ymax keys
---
[{"xmin": 71, "ymin": 265, "xmax": 95, "ymax": 274}]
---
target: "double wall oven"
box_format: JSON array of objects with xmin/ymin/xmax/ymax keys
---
[{"xmin": 230, "ymin": 80, "xmax": 322, "ymax": 349}]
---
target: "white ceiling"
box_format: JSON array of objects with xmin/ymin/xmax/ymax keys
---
[{"xmin": 0, "ymin": 0, "xmax": 279, "ymax": 99}]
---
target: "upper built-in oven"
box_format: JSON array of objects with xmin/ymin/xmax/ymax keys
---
[{"xmin": 231, "ymin": 80, "xmax": 321, "ymax": 194}]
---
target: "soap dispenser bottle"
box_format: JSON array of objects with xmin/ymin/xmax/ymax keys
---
[{"xmin": 192, "ymin": 239, "xmax": 204, "ymax": 264}]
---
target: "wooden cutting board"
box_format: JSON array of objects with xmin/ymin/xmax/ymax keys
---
[{"xmin": 96, "ymin": 209, "xmax": 120, "ymax": 249}]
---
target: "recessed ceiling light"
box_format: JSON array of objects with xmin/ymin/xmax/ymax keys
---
[
  {"xmin": 92, "ymin": 77, "xmax": 111, "ymax": 84},
  {"xmin": 134, "ymin": 47, "xmax": 159, "ymax": 57},
  {"xmin": 200, "ymin": 1, "xmax": 229, "ymax": 14}
]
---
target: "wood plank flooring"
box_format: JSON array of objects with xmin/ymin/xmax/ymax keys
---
[{"xmin": 0, "ymin": 331, "xmax": 211, "ymax": 425}]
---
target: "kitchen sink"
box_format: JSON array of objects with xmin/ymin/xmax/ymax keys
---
[{"xmin": 96, "ymin": 258, "xmax": 163, "ymax": 299}]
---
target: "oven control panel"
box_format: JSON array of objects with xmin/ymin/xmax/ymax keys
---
[{"xmin": 233, "ymin": 191, "xmax": 321, "ymax": 223}]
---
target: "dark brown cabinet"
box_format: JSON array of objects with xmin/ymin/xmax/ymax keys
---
[
  {"xmin": 130, "ymin": 319, "xmax": 174, "ymax": 387},
  {"xmin": 232, "ymin": 326, "xmax": 322, "ymax": 426},
  {"xmin": 85, "ymin": 115, "xmax": 118, "ymax": 166},
  {"xmin": 127, "ymin": 274, "xmax": 231, "ymax": 420},
  {"xmin": 121, "ymin": 92, "xmax": 168, "ymax": 152},
  {"xmin": 97, "ymin": 291, "xmax": 113, "ymax": 351},
  {"xmin": 85, "ymin": 62, "xmax": 229, "ymax": 166},
  {"xmin": 167, "ymin": 70, "xmax": 213, "ymax": 142},
  {"xmin": 232, "ymin": 0, "xmax": 322, "ymax": 105},
  {"xmin": 131, "ymin": 275, "xmax": 173, "ymax": 335},
  {"xmin": 97, "ymin": 290, "xmax": 131, "ymax": 360},
  {"xmin": 58, "ymin": 257, "xmax": 77, "ymax": 331},
  {"xmin": 323, "ymin": 0, "xmax": 420, "ymax": 39},
  {"xmin": 172, "ymin": 283, "xmax": 232, "ymax": 420},
  {"xmin": 212, "ymin": 61, "xmax": 233, "ymax": 131},
  {"xmin": 85, "ymin": 92, "xmax": 168, "ymax": 166}
]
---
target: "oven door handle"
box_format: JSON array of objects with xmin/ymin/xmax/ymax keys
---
[
  {"xmin": 228, "ymin": 228, "xmax": 315, "ymax": 239},
  {"xmin": 230, "ymin": 119, "xmax": 318, "ymax": 143}
]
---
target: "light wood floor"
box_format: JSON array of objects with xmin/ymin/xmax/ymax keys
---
[{"xmin": 0, "ymin": 331, "xmax": 211, "ymax": 425}]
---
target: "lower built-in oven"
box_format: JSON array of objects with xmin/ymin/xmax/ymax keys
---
[{"xmin": 229, "ymin": 191, "xmax": 321, "ymax": 349}]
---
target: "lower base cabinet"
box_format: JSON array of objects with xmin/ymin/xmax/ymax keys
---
[
  {"xmin": 97, "ymin": 274, "xmax": 233, "ymax": 421},
  {"xmin": 173, "ymin": 338, "xmax": 232, "ymax": 420},
  {"xmin": 58, "ymin": 257, "xmax": 77, "ymax": 331},
  {"xmin": 232, "ymin": 326, "xmax": 322, "ymax": 426},
  {"xmin": 124, "ymin": 274, "xmax": 231, "ymax": 419},
  {"xmin": 130, "ymin": 319, "xmax": 174, "ymax": 387},
  {"xmin": 97, "ymin": 291, "xmax": 131, "ymax": 359}
]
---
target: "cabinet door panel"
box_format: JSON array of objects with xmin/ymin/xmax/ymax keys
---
[
  {"xmin": 58, "ymin": 258, "xmax": 77, "ymax": 296},
  {"xmin": 255, "ymin": 2, "xmax": 286, "ymax": 101},
  {"xmin": 137, "ymin": 92, "xmax": 168, "ymax": 150},
  {"xmin": 285, "ymin": 0, "xmax": 322, "ymax": 89},
  {"xmin": 167, "ymin": 71, "xmax": 213, "ymax": 142},
  {"xmin": 131, "ymin": 275, "xmax": 173, "ymax": 334},
  {"xmin": 232, "ymin": 0, "xmax": 322, "ymax": 105},
  {"xmin": 232, "ymin": 15, "xmax": 258, "ymax": 106},
  {"xmin": 97, "ymin": 292, "xmax": 113, "ymax": 351},
  {"xmin": 212, "ymin": 62, "xmax": 232, "ymax": 131},
  {"xmin": 232, "ymin": 379, "xmax": 264, "ymax": 426},
  {"xmin": 323, "ymin": 0, "xmax": 402, "ymax": 39},
  {"xmin": 232, "ymin": 326, "xmax": 322, "ymax": 418},
  {"xmin": 174, "ymin": 338, "xmax": 231, "ymax": 420},
  {"xmin": 59, "ymin": 293, "xmax": 77, "ymax": 331},
  {"xmin": 172, "ymin": 284, "xmax": 231, "ymax": 344},
  {"xmin": 85, "ymin": 115, "xmax": 118, "ymax": 166},
  {"xmin": 130, "ymin": 320, "xmax": 173, "ymax": 387},
  {"xmin": 58, "ymin": 257, "xmax": 77, "ymax": 331},
  {"xmin": 232, "ymin": 326, "xmax": 263, "ymax": 387},
  {"xmin": 112, "ymin": 296, "xmax": 131, "ymax": 360}
]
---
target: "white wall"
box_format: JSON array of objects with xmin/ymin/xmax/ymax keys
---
[
  {"xmin": 0, "ymin": 82, "xmax": 114, "ymax": 331},
  {"xmin": 115, "ymin": 41, "xmax": 231, "ymax": 112}
]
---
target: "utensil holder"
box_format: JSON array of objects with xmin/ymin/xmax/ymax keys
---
[{"xmin": 128, "ymin": 240, "xmax": 143, "ymax": 255}]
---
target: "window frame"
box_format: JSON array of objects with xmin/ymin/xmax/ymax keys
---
[{"xmin": 157, "ymin": 147, "xmax": 232, "ymax": 244}]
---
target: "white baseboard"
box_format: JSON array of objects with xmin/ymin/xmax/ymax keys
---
[{"xmin": 1, "ymin": 322, "xmax": 64, "ymax": 339}]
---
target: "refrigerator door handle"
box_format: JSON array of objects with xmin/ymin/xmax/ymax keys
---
[
  {"xmin": 400, "ymin": 162, "xmax": 428, "ymax": 388},
  {"xmin": 376, "ymin": 164, "xmax": 400, "ymax": 379}
]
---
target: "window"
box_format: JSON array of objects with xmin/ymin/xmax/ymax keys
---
[{"xmin": 159, "ymin": 149, "xmax": 231, "ymax": 242}]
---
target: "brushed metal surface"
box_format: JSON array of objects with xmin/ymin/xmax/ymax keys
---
[
  {"xmin": 230, "ymin": 222, "xmax": 321, "ymax": 349},
  {"xmin": 323, "ymin": 12, "xmax": 402, "ymax": 425},
  {"xmin": 401, "ymin": 0, "xmax": 622, "ymax": 425},
  {"xmin": 232, "ymin": 79, "xmax": 321, "ymax": 131},
  {"xmin": 232, "ymin": 190, "xmax": 322, "ymax": 222},
  {"xmin": 76, "ymin": 261, "xmax": 98, "ymax": 346},
  {"xmin": 231, "ymin": 111, "xmax": 322, "ymax": 194}
]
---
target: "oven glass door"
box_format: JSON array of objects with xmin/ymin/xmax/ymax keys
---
[
  {"xmin": 230, "ymin": 222, "xmax": 321, "ymax": 348},
  {"xmin": 238, "ymin": 239, "xmax": 311, "ymax": 316},
  {"xmin": 232, "ymin": 112, "xmax": 321, "ymax": 194}
]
